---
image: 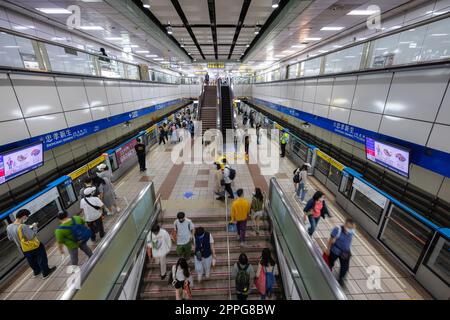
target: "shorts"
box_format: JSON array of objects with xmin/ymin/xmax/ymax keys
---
[{"xmin": 176, "ymin": 242, "xmax": 192, "ymax": 258}]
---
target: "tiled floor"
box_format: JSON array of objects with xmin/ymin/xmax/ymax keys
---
[
  {"xmin": 0, "ymin": 141, "xmax": 177, "ymax": 300},
  {"xmin": 235, "ymin": 113, "xmax": 431, "ymax": 300}
]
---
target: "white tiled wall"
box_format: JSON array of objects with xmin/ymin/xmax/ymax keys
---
[{"xmin": 0, "ymin": 72, "xmax": 201, "ymax": 146}]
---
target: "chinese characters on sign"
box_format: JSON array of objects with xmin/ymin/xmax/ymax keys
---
[{"xmin": 332, "ymin": 121, "xmax": 366, "ymax": 143}]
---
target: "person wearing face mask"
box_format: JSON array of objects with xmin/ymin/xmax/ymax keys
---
[
  {"xmin": 303, "ymin": 191, "xmax": 330, "ymax": 236},
  {"xmin": 173, "ymin": 212, "xmax": 195, "ymax": 261},
  {"xmin": 6, "ymin": 209, "xmax": 56, "ymax": 278},
  {"xmin": 326, "ymin": 218, "xmax": 356, "ymax": 286}
]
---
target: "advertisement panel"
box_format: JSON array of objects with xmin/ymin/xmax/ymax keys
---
[
  {"xmin": 0, "ymin": 143, "xmax": 44, "ymax": 185},
  {"xmin": 365, "ymin": 137, "xmax": 410, "ymax": 178},
  {"xmin": 115, "ymin": 140, "xmax": 138, "ymax": 166}
]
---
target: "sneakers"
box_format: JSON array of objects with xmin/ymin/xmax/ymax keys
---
[
  {"xmin": 338, "ymin": 278, "xmax": 346, "ymax": 287},
  {"xmin": 301, "ymin": 200, "xmax": 307, "ymax": 205},
  {"xmin": 43, "ymin": 266, "xmax": 57, "ymax": 279},
  {"xmin": 161, "ymin": 273, "xmax": 167, "ymax": 280}
]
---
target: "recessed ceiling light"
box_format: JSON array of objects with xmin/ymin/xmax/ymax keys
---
[
  {"xmin": 136, "ymin": 50, "xmax": 149, "ymax": 53},
  {"xmin": 105, "ymin": 37, "xmax": 123, "ymax": 41},
  {"xmin": 36, "ymin": 8, "xmax": 72, "ymax": 14},
  {"xmin": 167, "ymin": 22, "xmax": 173, "ymax": 35},
  {"xmin": 142, "ymin": 0, "xmax": 151, "ymax": 8},
  {"xmin": 79, "ymin": 26, "xmax": 104, "ymax": 30},
  {"xmin": 347, "ymin": 9, "xmax": 379, "ymax": 16},
  {"xmin": 304, "ymin": 37, "xmax": 321, "ymax": 41},
  {"xmin": 254, "ymin": 25, "xmax": 260, "ymax": 35},
  {"xmin": 271, "ymin": 0, "xmax": 279, "ymax": 9},
  {"xmin": 321, "ymin": 26, "xmax": 344, "ymax": 31}
]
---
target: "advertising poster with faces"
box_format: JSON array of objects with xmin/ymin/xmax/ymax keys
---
[
  {"xmin": 0, "ymin": 143, "xmax": 44, "ymax": 185},
  {"xmin": 366, "ymin": 138, "xmax": 410, "ymax": 177}
]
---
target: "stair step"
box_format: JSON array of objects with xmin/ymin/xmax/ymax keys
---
[{"xmin": 161, "ymin": 221, "xmax": 270, "ymax": 232}]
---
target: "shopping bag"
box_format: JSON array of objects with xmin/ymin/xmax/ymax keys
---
[
  {"xmin": 322, "ymin": 252, "xmax": 331, "ymax": 268},
  {"xmin": 228, "ymin": 222, "xmax": 237, "ymax": 233},
  {"xmin": 254, "ymin": 264, "xmax": 266, "ymax": 295}
]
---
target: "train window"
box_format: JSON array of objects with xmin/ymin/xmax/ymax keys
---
[
  {"xmin": 379, "ymin": 205, "xmax": 434, "ymax": 271},
  {"xmin": 26, "ymin": 200, "xmax": 61, "ymax": 230},
  {"xmin": 315, "ymin": 156, "xmax": 330, "ymax": 176},
  {"xmin": 339, "ymin": 175, "xmax": 353, "ymax": 198},
  {"xmin": 328, "ymin": 166, "xmax": 342, "ymax": 186},
  {"xmin": 292, "ymin": 139, "xmax": 307, "ymax": 161},
  {"xmin": 57, "ymin": 181, "xmax": 77, "ymax": 209},
  {"xmin": 424, "ymin": 236, "xmax": 450, "ymax": 285},
  {"xmin": 0, "ymin": 220, "xmax": 23, "ymax": 279},
  {"xmin": 351, "ymin": 189, "xmax": 384, "ymax": 223}
]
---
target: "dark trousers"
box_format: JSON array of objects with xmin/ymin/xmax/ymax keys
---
[
  {"xmin": 23, "ymin": 243, "xmax": 50, "ymax": 276},
  {"xmin": 137, "ymin": 154, "xmax": 146, "ymax": 171},
  {"xmin": 236, "ymin": 220, "xmax": 247, "ymax": 242},
  {"xmin": 329, "ymin": 251, "xmax": 350, "ymax": 281},
  {"xmin": 224, "ymin": 183, "xmax": 234, "ymax": 198},
  {"xmin": 87, "ymin": 218, "xmax": 105, "ymax": 241},
  {"xmin": 280, "ymin": 143, "xmax": 286, "ymax": 157},
  {"xmin": 159, "ymin": 136, "xmax": 166, "ymax": 145},
  {"xmin": 237, "ymin": 293, "xmax": 248, "ymax": 300},
  {"xmin": 307, "ymin": 215, "xmax": 321, "ymax": 236}
]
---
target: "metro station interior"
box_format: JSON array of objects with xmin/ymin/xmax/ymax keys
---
[{"xmin": 0, "ymin": 0, "xmax": 448, "ymax": 302}]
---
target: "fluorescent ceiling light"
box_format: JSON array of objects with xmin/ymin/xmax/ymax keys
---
[
  {"xmin": 430, "ymin": 33, "xmax": 448, "ymax": 37},
  {"xmin": 153, "ymin": 58, "xmax": 164, "ymax": 61},
  {"xmin": 291, "ymin": 45, "xmax": 306, "ymax": 48},
  {"xmin": 321, "ymin": 26, "xmax": 344, "ymax": 31},
  {"xmin": 347, "ymin": 9, "xmax": 379, "ymax": 16},
  {"xmin": 130, "ymin": 45, "xmax": 139, "ymax": 48},
  {"xmin": 283, "ymin": 50, "xmax": 295, "ymax": 54},
  {"xmin": 146, "ymin": 54, "xmax": 157, "ymax": 57},
  {"xmin": 13, "ymin": 25, "xmax": 35, "ymax": 30},
  {"xmin": 304, "ymin": 37, "xmax": 321, "ymax": 41},
  {"xmin": 136, "ymin": 50, "xmax": 149, "ymax": 53},
  {"xmin": 4, "ymin": 45, "xmax": 20, "ymax": 48},
  {"xmin": 36, "ymin": 8, "xmax": 72, "ymax": 14},
  {"xmin": 79, "ymin": 26, "xmax": 104, "ymax": 30},
  {"xmin": 105, "ymin": 37, "xmax": 123, "ymax": 41}
]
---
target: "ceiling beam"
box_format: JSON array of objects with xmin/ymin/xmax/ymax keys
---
[
  {"xmin": 166, "ymin": 24, "xmax": 256, "ymax": 28},
  {"xmin": 170, "ymin": 0, "xmax": 205, "ymax": 60},
  {"xmin": 207, "ymin": 0, "xmax": 218, "ymax": 60},
  {"xmin": 227, "ymin": 0, "xmax": 252, "ymax": 60}
]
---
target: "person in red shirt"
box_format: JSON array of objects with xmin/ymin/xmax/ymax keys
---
[{"xmin": 303, "ymin": 191, "xmax": 329, "ymax": 236}]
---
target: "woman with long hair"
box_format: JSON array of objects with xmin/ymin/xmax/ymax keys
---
[
  {"xmin": 255, "ymin": 248, "xmax": 278, "ymax": 300},
  {"xmin": 303, "ymin": 190, "xmax": 330, "ymax": 236},
  {"xmin": 172, "ymin": 257, "xmax": 193, "ymax": 300},
  {"xmin": 250, "ymin": 187, "xmax": 265, "ymax": 235},
  {"xmin": 293, "ymin": 164, "xmax": 309, "ymax": 204},
  {"xmin": 231, "ymin": 253, "xmax": 255, "ymax": 300}
]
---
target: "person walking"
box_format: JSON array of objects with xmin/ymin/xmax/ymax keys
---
[
  {"xmin": 6, "ymin": 209, "xmax": 56, "ymax": 278},
  {"xmin": 80, "ymin": 187, "xmax": 105, "ymax": 242},
  {"xmin": 303, "ymin": 191, "xmax": 330, "ymax": 236},
  {"xmin": 222, "ymin": 158, "xmax": 235, "ymax": 199},
  {"xmin": 293, "ymin": 164, "xmax": 310, "ymax": 204},
  {"xmin": 147, "ymin": 224, "xmax": 172, "ymax": 280},
  {"xmin": 214, "ymin": 162, "xmax": 225, "ymax": 201},
  {"xmin": 326, "ymin": 218, "xmax": 356, "ymax": 286},
  {"xmin": 158, "ymin": 126, "xmax": 166, "ymax": 145},
  {"xmin": 231, "ymin": 253, "xmax": 255, "ymax": 300},
  {"xmin": 250, "ymin": 187, "xmax": 265, "ymax": 235},
  {"xmin": 204, "ymin": 72, "xmax": 210, "ymax": 86},
  {"xmin": 231, "ymin": 189, "xmax": 251, "ymax": 246},
  {"xmin": 193, "ymin": 227, "xmax": 216, "ymax": 282},
  {"xmin": 280, "ymin": 130, "xmax": 289, "ymax": 158},
  {"xmin": 135, "ymin": 137, "xmax": 146, "ymax": 172},
  {"xmin": 256, "ymin": 123, "xmax": 261, "ymax": 145},
  {"xmin": 173, "ymin": 212, "xmax": 195, "ymax": 261},
  {"xmin": 255, "ymin": 248, "xmax": 278, "ymax": 300},
  {"xmin": 97, "ymin": 164, "xmax": 120, "ymax": 213},
  {"xmin": 244, "ymin": 135, "xmax": 250, "ymax": 160},
  {"xmin": 172, "ymin": 258, "xmax": 193, "ymax": 300},
  {"xmin": 55, "ymin": 211, "xmax": 92, "ymax": 266}
]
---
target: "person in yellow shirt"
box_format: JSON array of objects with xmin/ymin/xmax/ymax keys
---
[{"xmin": 231, "ymin": 189, "xmax": 251, "ymax": 246}]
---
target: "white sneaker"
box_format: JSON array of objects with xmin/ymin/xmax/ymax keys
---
[
  {"xmin": 116, "ymin": 207, "xmax": 121, "ymax": 213},
  {"xmin": 301, "ymin": 200, "xmax": 307, "ymax": 204}
]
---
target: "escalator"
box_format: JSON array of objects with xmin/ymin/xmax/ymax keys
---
[
  {"xmin": 199, "ymin": 85, "xmax": 219, "ymax": 135},
  {"xmin": 220, "ymin": 85, "xmax": 234, "ymax": 142}
]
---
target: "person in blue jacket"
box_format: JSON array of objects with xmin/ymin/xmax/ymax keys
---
[{"xmin": 303, "ymin": 191, "xmax": 331, "ymax": 236}]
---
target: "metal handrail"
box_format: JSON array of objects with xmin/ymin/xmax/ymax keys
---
[
  {"xmin": 60, "ymin": 182, "xmax": 155, "ymax": 300},
  {"xmin": 268, "ymin": 177, "xmax": 347, "ymax": 300}
]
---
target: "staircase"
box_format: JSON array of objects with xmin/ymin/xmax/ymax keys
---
[
  {"xmin": 138, "ymin": 201, "xmax": 283, "ymax": 300},
  {"xmin": 199, "ymin": 86, "xmax": 218, "ymax": 135},
  {"xmin": 220, "ymin": 86, "xmax": 233, "ymax": 142}
]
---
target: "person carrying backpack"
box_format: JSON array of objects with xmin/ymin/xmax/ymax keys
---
[
  {"xmin": 255, "ymin": 248, "xmax": 278, "ymax": 300},
  {"xmin": 232, "ymin": 253, "xmax": 255, "ymax": 300},
  {"xmin": 293, "ymin": 164, "xmax": 310, "ymax": 204},
  {"xmin": 193, "ymin": 227, "xmax": 216, "ymax": 282},
  {"xmin": 222, "ymin": 158, "xmax": 235, "ymax": 199},
  {"xmin": 55, "ymin": 211, "xmax": 92, "ymax": 266},
  {"xmin": 80, "ymin": 187, "xmax": 105, "ymax": 242}
]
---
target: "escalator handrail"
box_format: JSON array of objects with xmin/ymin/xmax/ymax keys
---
[
  {"xmin": 60, "ymin": 182, "xmax": 157, "ymax": 300},
  {"xmin": 268, "ymin": 177, "xmax": 347, "ymax": 300}
]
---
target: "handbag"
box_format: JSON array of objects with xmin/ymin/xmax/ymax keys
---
[
  {"xmin": 228, "ymin": 222, "xmax": 237, "ymax": 233},
  {"xmin": 182, "ymin": 280, "xmax": 192, "ymax": 300},
  {"xmin": 322, "ymin": 252, "xmax": 330, "ymax": 267},
  {"xmin": 170, "ymin": 228, "xmax": 177, "ymax": 243},
  {"xmin": 18, "ymin": 225, "xmax": 40, "ymax": 252},
  {"xmin": 254, "ymin": 263, "xmax": 266, "ymax": 295}
]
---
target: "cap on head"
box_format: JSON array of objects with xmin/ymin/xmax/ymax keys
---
[
  {"xmin": 84, "ymin": 187, "xmax": 96, "ymax": 196},
  {"xmin": 97, "ymin": 163, "xmax": 107, "ymax": 171}
]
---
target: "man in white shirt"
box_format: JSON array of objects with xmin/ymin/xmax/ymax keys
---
[
  {"xmin": 80, "ymin": 187, "xmax": 105, "ymax": 242},
  {"xmin": 173, "ymin": 212, "xmax": 195, "ymax": 260},
  {"xmin": 147, "ymin": 224, "xmax": 172, "ymax": 280},
  {"xmin": 222, "ymin": 158, "xmax": 234, "ymax": 199}
]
